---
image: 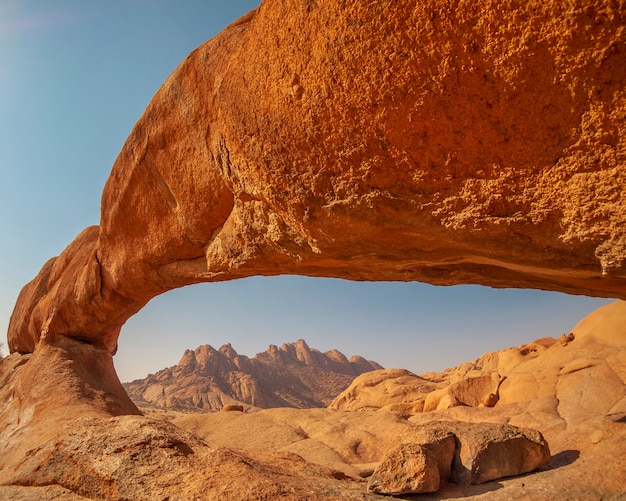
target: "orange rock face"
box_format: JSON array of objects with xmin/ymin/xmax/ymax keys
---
[
  {"xmin": 7, "ymin": 0, "xmax": 626, "ymax": 357},
  {"xmin": 166, "ymin": 301, "xmax": 626, "ymax": 499},
  {"xmin": 367, "ymin": 422, "xmax": 551, "ymax": 494},
  {"xmin": 1, "ymin": 1, "xmax": 625, "ymax": 497}
]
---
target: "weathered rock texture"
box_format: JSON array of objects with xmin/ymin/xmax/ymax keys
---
[
  {"xmin": 3, "ymin": 414, "xmax": 370, "ymax": 501},
  {"xmin": 368, "ymin": 442, "xmax": 442, "ymax": 495},
  {"xmin": 2, "ymin": 301, "xmax": 625, "ymax": 499},
  {"xmin": 8, "ymin": 0, "xmax": 626, "ymax": 358},
  {"xmin": 329, "ymin": 368, "xmax": 443, "ymax": 412},
  {"xmin": 169, "ymin": 301, "xmax": 626, "ymax": 499},
  {"xmin": 2, "ymin": 0, "xmax": 626, "ymax": 498},
  {"xmin": 331, "ymin": 301, "xmax": 626, "ymax": 441},
  {"xmin": 331, "ymin": 368, "xmax": 507, "ymax": 412},
  {"xmin": 123, "ymin": 339, "xmax": 382, "ymax": 411},
  {"xmin": 367, "ymin": 422, "xmax": 551, "ymax": 495}
]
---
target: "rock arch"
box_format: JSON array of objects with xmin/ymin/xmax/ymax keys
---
[
  {"xmin": 2, "ymin": 0, "xmax": 626, "ymax": 494},
  {"xmin": 7, "ymin": 0, "xmax": 626, "ymax": 358}
]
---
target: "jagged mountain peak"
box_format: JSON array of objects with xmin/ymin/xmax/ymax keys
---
[
  {"xmin": 219, "ymin": 343, "xmax": 239, "ymax": 359},
  {"xmin": 124, "ymin": 340, "xmax": 382, "ymax": 411}
]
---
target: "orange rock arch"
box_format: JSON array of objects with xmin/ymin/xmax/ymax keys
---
[{"xmin": 8, "ymin": 0, "xmax": 626, "ymax": 359}]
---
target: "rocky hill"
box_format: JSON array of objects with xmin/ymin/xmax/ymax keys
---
[{"xmin": 122, "ymin": 339, "xmax": 382, "ymax": 411}]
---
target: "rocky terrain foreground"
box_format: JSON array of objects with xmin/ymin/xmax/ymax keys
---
[
  {"xmin": 1, "ymin": 0, "xmax": 625, "ymax": 499},
  {"xmin": 2, "ymin": 301, "xmax": 624, "ymax": 499},
  {"xmin": 168, "ymin": 301, "xmax": 626, "ymax": 499},
  {"xmin": 123, "ymin": 339, "xmax": 382, "ymax": 411}
]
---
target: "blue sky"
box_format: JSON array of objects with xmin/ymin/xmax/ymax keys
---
[{"xmin": 0, "ymin": 1, "xmax": 613, "ymax": 382}]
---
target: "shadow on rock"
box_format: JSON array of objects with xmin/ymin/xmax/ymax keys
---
[
  {"xmin": 402, "ymin": 480, "xmax": 503, "ymax": 499},
  {"xmin": 548, "ymin": 449, "xmax": 580, "ymax": 469}
]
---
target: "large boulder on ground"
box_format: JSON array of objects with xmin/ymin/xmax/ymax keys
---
[
  {"xmin": 368, "ymin": 421, "xmax": 550, "ymax": 495},
  {"xmin": 329, "ymin": 369, "xmax": 440, "ymax": 411},
  {"xmin": 446, "ymin": 422, "xmax": 551, "ymax": 485},
  {"xmin": 367, "ymin": 443, "xmax": 441, "ymax": 495},
  {"xmin": 423, "ymin": 373, "xmax": 505, "ymax": 411}
]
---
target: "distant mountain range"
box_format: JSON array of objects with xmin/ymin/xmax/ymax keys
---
[{"xmin": 123, "ymin": 339, "xmax": 383, "ymax": 411}]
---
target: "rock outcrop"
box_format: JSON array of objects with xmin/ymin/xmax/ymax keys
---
[
  {"xmin": 167, "ymin": 301, "xmax": 626, "ymax": 499},
  {"xmin": 2, "ymin": 302, "xmax": 625, "ymax": 499},
  {"xmin": 332, "ymin": 300, "xmax": 626, "ymax": 424},
  {"xmin": 368, "ymin": 442, "xmax": 442, "ymax": 495},
  {"xmin": 329, "ymin": 369, "xmax": 442, "ymax": 412},
  {"xmin": 330, "ymin": 369, "xmax": 509, "ymax": 413},
  {"xmin": 3, "ymin": 414, "xmax": 367, "ymax": 501},
  {"xmin": 123, "ymin": 339, "xmax": 382, "ymax": 411},
  {"xmin": 2, "ymin": 0, "xmax": 626, "ymax": 498}
]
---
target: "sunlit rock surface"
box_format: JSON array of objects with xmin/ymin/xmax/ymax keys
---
[
  {"xmin": 8, "ymin": 0, "xmax": 626, "ymax": 356},
  {"xmin": 1, "ymin": 302, "xmax": 625, "ymax": 499},
  {"xmin": 2, "ymin": 0, "xmax": 625, "ymax": 499},
  {"xmin": 123, "ymin": 339, "xmax": 382, "ymax": 411}
]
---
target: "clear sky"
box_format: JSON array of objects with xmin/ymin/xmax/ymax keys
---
[{"xmin": 0, "ymin": 1, "xmax": 614, "ymax": 382}]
